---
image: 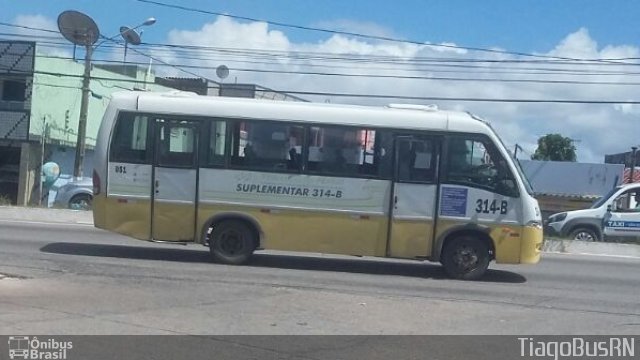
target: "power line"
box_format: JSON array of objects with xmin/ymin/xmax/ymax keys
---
[
  {"xmin": 8, "ymin": 45, "xmax": 634, "ymax": 79},
  {"xmin": 4, "ymin": 22, "xmax": 640, "ymax": 69},
  {"xmin": 0, "ymin": 21, "xmax": 59, "ymax": 34},
  {"xmin": 3, "ymin": 21, "xmax": 640, "ymax": 103},
  {"xmin": 135, "ymin": 0, "xmax": 631, "ymax": 65},
  {"xmin": 5, "ymin": 67, "xmax": 640, "ymax": 103},
  {"xmin": 14, "ymin": 52, "xmax": 640, "ymax": 86},
  {"xmin": 138, "ymin": 41, "xmax": 640, "ymax": 65}
]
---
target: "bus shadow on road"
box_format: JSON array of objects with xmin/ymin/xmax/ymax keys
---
[
  {"xmin": 40, "ymin": 242, "xmax": 212, "ymax": 263},
  {"xmin": 248, "ymin": 254, "xmax": 527, "ymax": 283},
  {"xmin": 40, "ymin": 242, "xmax": 526, "ymax": 284}
]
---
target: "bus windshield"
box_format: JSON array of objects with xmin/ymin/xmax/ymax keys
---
[{"xmin": 513, "ymin": 157, "xmax": 534, "ymax": 196}]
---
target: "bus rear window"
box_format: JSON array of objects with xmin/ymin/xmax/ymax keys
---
[{"xmin": 109, "ymin": 113, "xmax": 150, "ymax": 164}]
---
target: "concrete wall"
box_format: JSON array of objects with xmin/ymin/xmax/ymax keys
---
[
  {"xmin": 46, "ymin": 145, "xmax": 95, "ymax": 178},
  {"xmin": 15, "ymin": 142, "xmax": 40, "ymax": 205},
  {"xmin": 30, "ymin": 56, "xmax": 175, "ymax": 148}
]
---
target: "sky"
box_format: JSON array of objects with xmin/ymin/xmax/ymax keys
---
[{"xmin": 3, "ymin": 0, "xmax": 640, "ymax": 163}]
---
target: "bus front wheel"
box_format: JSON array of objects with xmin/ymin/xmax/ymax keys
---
[
  {"xmin": 209, "ymin": 220, "xmax": 256, "ymax": 265},
  {"xmin": 441, "ymin": 235, "xmax": 490, "ymax": 280}
]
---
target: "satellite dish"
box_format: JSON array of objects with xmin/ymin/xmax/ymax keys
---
[
  {"xmin": 57, "ymin": 10, "xmax": 100, "ymax": 46},
  {"xmin": 119, "ymin": 26, "xmax": 141, "ymax": 45},
  {"xmin": 216, "ymin": 65, "xmax": 229, "ymax": 80}
]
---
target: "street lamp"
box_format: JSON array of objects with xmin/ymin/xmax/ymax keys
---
[
  {"xmin": 120, "ymin": 18, "xmax": 156, "ymax": 63},
  {"xmin": 57, "ymin": 11, "xmax": 155, "ymax": 179},
  {"xmin": 57, "ymin": 11, "xmax": 100, "ymax": 179}
]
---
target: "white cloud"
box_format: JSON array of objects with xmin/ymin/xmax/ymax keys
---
[
  {"xmin": 547, "ymin": 28, "xmax": 598, "ymax": 58},
  {"xmin": 149, "ymin": 19, "xmax": 640, "ymax": 163},
  {"xmin": 167, "ymin": 17, "xmax": 290, "ymax": 52},
  {"xmin": 10, "ymin": 15, "xmax": 70, "ymax": 57},
  {"xmin": 13, "ymin": 14, "xmax": 58, "ymax": 33}
]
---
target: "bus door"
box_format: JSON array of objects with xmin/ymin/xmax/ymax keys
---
[
  {"xmin": 388, "ymin": 135, "xmax": 440, "ymax": 258},
  {"xmin": 152, "ymin": 118, "xmax": 199, "ymax": 241}
]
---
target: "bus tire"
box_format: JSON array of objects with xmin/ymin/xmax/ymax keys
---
[
  {"xmin": 441, "ymin": 235, "xmax": 490, "ymax": 280},
  {"xmin": 209, "ymin": 220, "xmax": 256, "ymax": 265}
]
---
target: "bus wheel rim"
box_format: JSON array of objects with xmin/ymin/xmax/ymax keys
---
[
  {"xmin": 452, "ymin": 245, "xmax": 478, "ymax": 271},
  {"xmin": 219, "ymin": 230, "xmax": 244, "ymax": 255}
]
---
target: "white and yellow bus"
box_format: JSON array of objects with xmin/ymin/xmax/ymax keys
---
[{"xmin": 93, "ymin": 91, "xmax": 542, "ymax": 280}]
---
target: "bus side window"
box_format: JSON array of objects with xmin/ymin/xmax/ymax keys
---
[
  {"xmin": 397, "ymin": 138, "xmax": 436, "ymax": 183},
  {"xmin": 109, "ymin": 113, "xmax": 150, "ymax": 164},
  {"xmin": 306, "ymin": 126, "xmax": 388, "ymax": 178},
  {"xmin": 230, "ymin": 121, "xmax": 304, "ymax": 172}
]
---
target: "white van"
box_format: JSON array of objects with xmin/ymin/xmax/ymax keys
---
[{"xmin": 546, "ymin": 183, "xmax": 640, "ymax": 241}]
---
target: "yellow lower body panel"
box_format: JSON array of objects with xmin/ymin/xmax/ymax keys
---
[
  {"xmin": 388, "ymin": 220, "xmax": 432, "ymax": 258},
  {"xmin": 520, "ymin": 226, "xmax": 543, "ymax": 264},
  {"xmin": 490, "ymin": 225, "xmax": 526, "ymax": 264},
  {"xmin": 152, "ymin": 202, "xmax": 196, "ymax": 241},
  {"xmin": 435, "ymin": 220, "xmax": 542, "ymax": 264},
  {"xmin": 198, "ymin": 204, "xmax": 388, "ymax": 257},
  {"xmin": 96, "ymin": 196, "xmax": 151, "ymax": 241},
  {"xmin": 92, "ymin": 194, "xmax": 106, "ymax": 230},
  {"xmin": 491, "ymin": 224, "xmax": 543, "ymax": 264}
]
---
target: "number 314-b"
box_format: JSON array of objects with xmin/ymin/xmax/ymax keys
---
[{"xmin": 475, "ymin": 199, "xmax": 508, "ymax": 214}]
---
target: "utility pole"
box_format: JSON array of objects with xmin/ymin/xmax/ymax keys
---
[
  {"xmin": 629, "ymin": 146, "xmax": 638, "ymax": 183},
  {"xmin": 73, "ymin": 45, "xmax": 93, "ymax": 179},
  {"xmin": 39, "ymin": 116, "xmax": 47, "ymax": 206}
]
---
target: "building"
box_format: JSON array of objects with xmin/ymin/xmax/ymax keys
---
[
  {"xmin": 0, "ymin": 41, "xmax": 35, "ymax": 205},
  {"xmin": 0, "ymin": 40, "xmax": 176, "ymax": 205},
  {"xmin": 519, "ymin": 160, "xmax": 624, "ymax": 219},
  {"xmin": 604, "ymin": 148, "xmax": 640, "ymax": 184},
  {"xmin": 604, "ymin": 149, "xmax": 640, "ymax": 166}
]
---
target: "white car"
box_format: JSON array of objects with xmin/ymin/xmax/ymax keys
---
[
  {"xmin": 51, "ymin": 177, "xmax": 93, "ymax": 210},
  {"xmin": 546, "ymin": 183, "xmax": 640, "ymax": 241}
]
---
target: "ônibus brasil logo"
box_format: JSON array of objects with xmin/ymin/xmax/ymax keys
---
[{"xmin": 8, "ymin": 336, "xmax": 73, "ymax": 360}]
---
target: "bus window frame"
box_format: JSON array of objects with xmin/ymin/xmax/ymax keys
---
[
  {"xmin": 199, "ymin": 117, "xmax": 229, "ymax": 169},
  {"xmin": 226, "ymin": 118, "xmax": 307, "ymax": 174},
  {"xmin": 392, "ymin": 134, "xmax": 442, "ymax": 185},
  {"xmin": 153, "ymin": 118, "xmax": 200, "ymax": 169},
  {"xmin": 108, "ymin": 111, "xmax": 154, "ymax": 165},
  {"xmin": 304, "ymin": 123, "xmax": 393, "ymax": 180}
]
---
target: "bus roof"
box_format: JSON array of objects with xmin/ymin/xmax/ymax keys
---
[{"xmin": 109, "ymin": 91, "xmax": 492, "ymax": 134}]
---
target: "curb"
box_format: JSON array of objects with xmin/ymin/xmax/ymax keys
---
[
  {"xmin": 543, "ymin": 238, "xmax": 640, "ymax": 258},
  {"xmin": 0, "ymin": 206, "xmax": 93, "ymax": 225}
]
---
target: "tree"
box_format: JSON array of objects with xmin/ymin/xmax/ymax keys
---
[{"xmin": 531, "ymin": 133, "xmax": 577, "ymax": 162}]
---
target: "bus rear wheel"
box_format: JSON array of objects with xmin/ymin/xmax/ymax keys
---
[
  {"xmin": 441, "ymin": 235, "xmax": 490, "ymax": 280},
  {"xmin": 209, "ymin": 220, "xmax": 256, "ymax": 265}
]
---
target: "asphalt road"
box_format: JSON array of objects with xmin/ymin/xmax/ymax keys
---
[{"xmin": 1, "ymin": 219, "xmax": 639, "ymax": 335}]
